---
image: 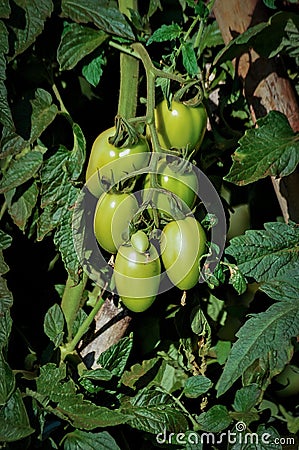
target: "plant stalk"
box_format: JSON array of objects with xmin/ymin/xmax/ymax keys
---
[{"xmin": 61, "ymin": 273, "xmax": 88, "ymax": 342}]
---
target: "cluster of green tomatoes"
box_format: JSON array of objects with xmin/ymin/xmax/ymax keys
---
[{"xmin": 85, "ymin": 99, "xmax": 208, "ymax": 312}]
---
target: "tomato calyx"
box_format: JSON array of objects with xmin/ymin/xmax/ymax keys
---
[
  {"xmin": 173, "ymin": 81, "xmax": 204, "ymax": 107},
  {"xmin": 109, "ymin": 116, "xmax": 141, "ymax": 148}
]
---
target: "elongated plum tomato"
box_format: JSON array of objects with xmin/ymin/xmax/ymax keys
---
[
  {"xmin": 94, "ymin": 191, "xmax": 139, "ymax": 254},
  {"xmin": 158, "ymin": 158, "xmax": 198, "ymax": 209},
  {"xmin": 86, "ymin": 127, "xmax": 150, "ymax": 196},
  {"xmin": 114, "ymin": 231, "xmax": 161, "ymax": 312},
  {"xmin": 161, "ymin": 216, "xmax": 206, "ymax": 290},
  {"xmin": 155, "ymin": 100, "xmax": 207, "ymax": 154}
]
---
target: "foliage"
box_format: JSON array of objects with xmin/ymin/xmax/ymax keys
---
[{"xmin": 0, "ymin": 0, "xmax": 299, "ymax": 449}]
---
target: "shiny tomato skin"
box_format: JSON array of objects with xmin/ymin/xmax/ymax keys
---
[
  {"xmin": 161, "ymin": 216, "xmax": 206, "ymax": 290},
  {"xmin": 158, "ymin": 158, "xmax": 198, "ymax": 209},
  {"xmin": 86, "ymin": 127, "xmax": 150, "ymax": 196},
  {"xmin": 155, "ymin": 100, "xmax": 207, "ymax": 153},
  {"xmin": 94, "ymin": 191, "xmax": 138, "ymax": 254},
  {"xmin": 114, "ymin": 242, "xmax": 161, "ymax": 312}
]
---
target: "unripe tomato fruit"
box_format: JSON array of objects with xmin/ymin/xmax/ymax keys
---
[
  {"xmin": 114, "ymin": 234, "xmax": 161, "ymax": 312},
  {"xmin": 158, "ymin": 158, "xmax": 198, "ymax": 209},
  {"xmin": 86, "ymin": 127, "xmax": 150, "ymax": 196},
  {"xmin": 94, "ymin": 191, "xmax": 139, "ymax": 254},
  {"xmin": 155, "ymin": 100, "xmax": 207, "ymax": 153},
  {"xmin": 161, "ymin": 216, "xmax": 206, "ymax": 290}
]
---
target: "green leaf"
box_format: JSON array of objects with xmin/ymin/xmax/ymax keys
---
[
  {"xmin": 214, "ymin": 340, "xmax": 231, "ymax": 365},
  {"xmin": 214, "ymin": 12, "xmax": 293, "ymax": 65},
  {"xmin": 0, "ymin": 127, "xmax": 27, "ymax": 159},
  {"xmin": 58, "ymin": 22, "xmax": 108, "ymax": 71},
  {"xmin": 225, "ymin": 111, "xmax": 299, "ymax": 185},
  {"xmin": 82, "ymin": 53, "xmax": 106, "ymax": 87},
  {"xmin": 0, "ymin": 22, "xmax": 13, "ymax": 130},
  {"xmin": 54, "ymin": 206, "xmax": 81, "ymax": 282},
  {"xmin": 0, "ymin": 231, "xmax": 12, "ymax": 251},
  {"xmin": 8, "ymin": 0, "xmax": 53, "ymax": 58},
  {"xmin": 196, "ymin": 405, "xmax": 232, "ymax": 433},
  {"xmin": 121, "ymin": 387, "xmax": 188, "ymax": 434},
  {"xmin": 263, "ymin": 0, "xmax": 277, "ymax": 9},
  {"xmin": 183, "ymin": 375, "xmax": 213, "ymax": 398},
  {"xmin": 63, "ymin": 429, "xmax": 121, "ymax": 450},
  {"xmin": 0, "ymin": 389, "xmax": 34, "ymax": 442},
  {"xmin": 29, "ymin": 89, "xmax": 58, "ymax": 143},
  {"xmin": 0, "ymin": 151, "xmax": 43, "ymax": 193},
  {"xmin": 38, "ymin": 120, "xmax": 85, "ymax": 250},
  {"xmin": 182, "ymin": 42, "xmax": 199, "ymax": 77},
  {"xmin": 233, "ymin": 384, "xmax": 261, "ymax": 412},
  {"xmin": 225, "ymin": 221, "xmax": 299, "ymax": 300},
  {"xmin": 97, "ymin": 335, "xmax": 133, "ymax": 377},
  {"xmin": 228, "ymin": 425, "xmax": 283, "ymax": 450},
  {"xmin": 60, "ymin": 0, "xmax": 134, "ymax": 40},
  {"xmin": 43, "ymin": 304, "xmax": 65, "ymax": 348},
  {"xmin": 0, "ymin": 1, "xmax": 10, "ymax": 18},
  {"xmin": 34, "ymin": 363, "xmax": 128, "ymax": 429},
  {"xmin": 5, "ymin": 181, "xmax": 39, "ymax": 231},
  {"xmin": 228, "ymin": 265, "xmax": 247, "ymax": 295},
  {"xmin": 147, "ymin": 23, "xmax": 181, "ymax": 45},
  {"xmin": 80, "ymin": 368, "xmax": 112, "ymax": 382},
  {"xmin": 217, "ymin": 300, "xmax": 299, "ymax": 397},
  {"xmin": 0, "ymin": 350, "xmax": 15, "ymax": 406}
]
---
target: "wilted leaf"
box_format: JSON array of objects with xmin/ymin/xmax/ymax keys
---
[{"xmin": 225, "ymin": 111, "xmax": 299, "ymax": 185}]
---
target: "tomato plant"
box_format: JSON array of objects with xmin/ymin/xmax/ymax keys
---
[
  {"xmin": 154, "ymin": 99, "xmax": 207, "ymax": 154},
  {"xmin": 114, "ymin": 231, "xmax": 161, "ymax": 312},
  {"xmin": 161, "ymin": 216, "xmax": 207, "ymax": 290},
  {"xmin": 94, "ymin": 191, "xmax": 139, "ymax": 254}
]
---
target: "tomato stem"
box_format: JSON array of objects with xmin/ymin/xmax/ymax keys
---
[
  {"xmin": 117, "ymin": 0, "xmax": 139, "ymax": 119},
  {"xmin": 62, "ymin": 290, "xmax": 106, "ymax": 357}
]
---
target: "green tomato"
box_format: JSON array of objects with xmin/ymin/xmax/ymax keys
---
[
  {"xmin": 158, "ymin": 157, "xmax": 198, "ymax": 209},
  {"xmin": 94, "ymin": 191, "xmax": 139, "ymax": 254},
  {"xmin": 114, "ymin": 238, "xmax": 161, "ymax": 312},
  {"xmin": 273, "ymin": 364, "xmax": 299, "ymax": 398},
  {"xmin": 131, "ymin": 230, "xmax": 150, "ymax": 253},
  {"xmin": 86, "ymin": 126, "xmax": 150, "ymax": 196},
  {"xmin": 155, "ymin": 99, "xmax": 207, "ymax": 153},
  {"xmin": 161, "ymin": 216, "xmax": 206, "ymax": 290}
]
